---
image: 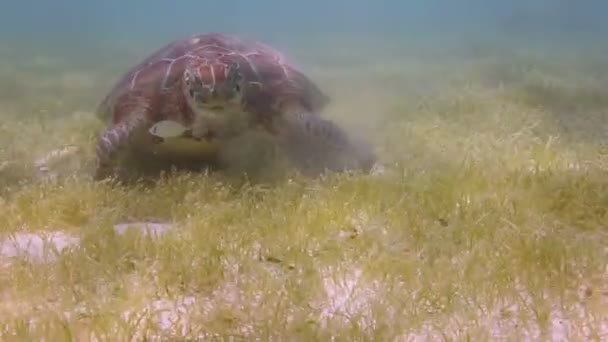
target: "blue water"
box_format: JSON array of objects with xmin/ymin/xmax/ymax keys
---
[{"xmin": 2, "ymin": 1, "xmax": 607, "ymax": 52}]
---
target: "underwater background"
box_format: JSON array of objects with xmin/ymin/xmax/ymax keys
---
[{"xmin": 1, "ymin": 1, "xmax": 608, "ymax": 339}]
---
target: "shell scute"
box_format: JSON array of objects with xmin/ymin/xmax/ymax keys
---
[{"xmin": 97, "ymin": 33, "xmax": 329, "ymax": 127}]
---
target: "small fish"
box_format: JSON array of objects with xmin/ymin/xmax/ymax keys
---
[{"xmin": 149, "ymin": 120, "xmax": 189, "ymax": 138}]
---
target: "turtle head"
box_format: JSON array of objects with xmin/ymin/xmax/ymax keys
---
[{"xmin": 182, "ymin": 61, "xmax": 244, "ymax": 113}]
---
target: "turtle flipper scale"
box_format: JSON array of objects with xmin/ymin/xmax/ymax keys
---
[
  {"xmin": 277, "ymin": 111, "xmax": 377, "ymax": 177},
  {"xmin": 93, "ymin": 116, "xmax": 147, "ymax": 181}
]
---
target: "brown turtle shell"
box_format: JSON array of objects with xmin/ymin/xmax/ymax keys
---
[{"xmin": 96, "ymin": 32, "xmax": 330, "ymax": 130}]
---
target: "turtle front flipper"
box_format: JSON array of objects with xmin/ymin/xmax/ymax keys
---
[
  {"xmin": 93, "ymin": 116, "xmax": 148, "ymax": 181},
  {"xmin": 275, "ymin": 110, "xmax": 377, "ymax": 177}
]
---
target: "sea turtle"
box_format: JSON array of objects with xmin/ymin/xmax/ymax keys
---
[{"xmin": 94, "ymin": 32, "xmax": 376, "ymax": 181}]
